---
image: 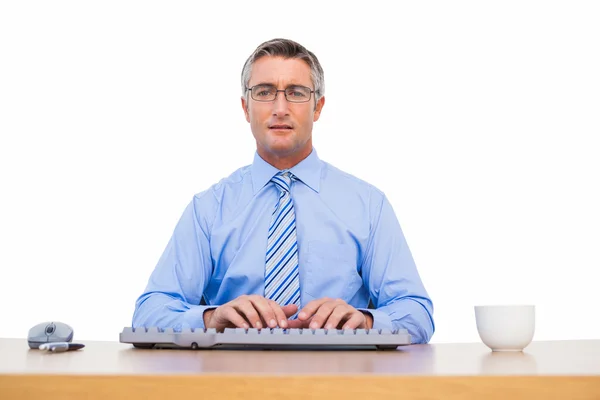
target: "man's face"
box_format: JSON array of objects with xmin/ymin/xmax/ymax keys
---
[{"xmin": 242, "ymin": 56, "xmax": 325, "ymax": 166}]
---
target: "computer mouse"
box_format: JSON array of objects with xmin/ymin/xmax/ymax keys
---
[{"xmin": 27, "ymin": 321, "xmax": 74, "ymax": 349}]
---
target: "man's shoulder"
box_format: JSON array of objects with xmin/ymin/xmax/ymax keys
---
[
  {"xmin": 321, "ymin": 161, "xmax": 385, "ymax": 198},
  {"xmin": 193, "ymin": 164, "xmax": 252, "ymax": 203}
]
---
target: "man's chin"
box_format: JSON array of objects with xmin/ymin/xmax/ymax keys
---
[
  {"xmin": 265, "ymin": 135, "xmax": 297, "ymax": 152},
  {"xmin": 261, "ymin": 138, "xmax": 305, "ymax": 156},
  {"xmin": 266, "ymin": 144, "xmax": 298, "ymax": 157},
  {"xmin": 255, "ymin": 131, "xmax": 311, "ymax": 161}
]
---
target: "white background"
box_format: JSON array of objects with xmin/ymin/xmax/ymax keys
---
[{"xmin": 1, "ymin": 1, "xmax": 598, "ymax": 344}]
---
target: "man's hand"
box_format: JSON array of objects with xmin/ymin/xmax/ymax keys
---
[
  {"xmin": 203, "ymin": 295, "xmax": 298, "ymax": 332},
  {"xmin": 287, "ymin": 298, "xmax": 373, "ymax": 330}
]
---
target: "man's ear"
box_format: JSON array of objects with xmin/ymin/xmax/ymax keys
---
[
  {"xmin": 241, "ymin": 96, "xmax": 250, "ymax": 122},
  {"xmin": 313, "ymin": 96, "xmax": 325, "ymax": 122}
]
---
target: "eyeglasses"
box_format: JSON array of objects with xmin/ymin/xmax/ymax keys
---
[{"xmin": 246, "ymin": 84, "xmax": 315, "ymax": 103}]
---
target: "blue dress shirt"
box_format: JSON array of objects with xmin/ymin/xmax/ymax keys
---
[{"xmin": 132, "ymin": 149, "xmax": 435, "ymax": 343}]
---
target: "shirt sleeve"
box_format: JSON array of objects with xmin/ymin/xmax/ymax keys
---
[
  {"xmin": 358, "ymin": 191, "xmax": 435, "ymax": 344},
  {"xmin": 131, "ymin": 191, "xmax": 217, "ymax": 331}
]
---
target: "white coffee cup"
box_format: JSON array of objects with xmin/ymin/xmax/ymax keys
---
[{"xmin": 474, "ymin": 305, "xmax": 535, "ymax": 351}]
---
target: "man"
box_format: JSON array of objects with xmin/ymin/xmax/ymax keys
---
[{"xmin": 132, "ymin": 38, "xmax": 435, "ymax": 343}]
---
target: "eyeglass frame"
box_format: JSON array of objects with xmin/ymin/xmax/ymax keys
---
[{"xmin": 245, "ymin": 84, "xmax": 316, "ymax": 103}]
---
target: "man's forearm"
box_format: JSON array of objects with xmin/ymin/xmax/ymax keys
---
[
  {"xmin": 132, "ymin": 293, "xmax": 211, "ymax": 330},
  {"xmin": 361, "ymin": 298, "xmax": 434, "ymax": 344}
]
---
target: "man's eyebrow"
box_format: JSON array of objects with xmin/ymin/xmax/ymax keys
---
[{"xmin": 252, "ymin": 82, "xmax": 310, "ymax": 88}]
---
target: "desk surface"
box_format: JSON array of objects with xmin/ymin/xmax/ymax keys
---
[
  {"xmin": 1, "ymin": 338, "xmax": 600, "ymax": 399},
  {"xmin": 1, "ymin": 338, "xmax": 600, "ymax": 376}
]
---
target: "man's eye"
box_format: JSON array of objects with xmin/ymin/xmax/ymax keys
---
[
  {"xmin": 286, "ymin": 87, "xmax": 309, "ymax": 98},
  {"xmin": 254, "ymin": 86, "xmax": 276, "ymax": 97}
]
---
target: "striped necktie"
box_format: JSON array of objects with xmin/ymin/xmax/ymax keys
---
[{"xmin": 264, "ymin": 171, "xmax": 300, "ymax": 307}]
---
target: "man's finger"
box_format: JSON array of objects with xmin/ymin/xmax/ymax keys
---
[
  {"xmin": 234, "ymin": 301, "xmax": 263, "ymax": 328},
  {"xmin": 247, "ymin": 297, "xmax": 278, "ymax": 328},
  {"xmin": 285, "ymin": 318, "xmax": 309, "ymax": 329},
  {"xmin": 220, "ymin": 307, "xmax": 250, "ymax": 330},
  {"xmin": 322, "ymin": 304, "xmax": 354, "ymax": 330},
  {"xmin": 341, "ymin": 311, "xmax": 366, "ymax": 330},
  {"xmin": 269, "ymin": 301, "xmax": 292, "ymax": 328},
  {"xmin": 274, "ymin": 304, "xmax": 299, "ymax": 328},
  {"xmin": 281, "ymin": 304, "xmax": 298, "ymax": 317},
  {"xmin": 297, "ymin": 298, "xmax": 331, "ymax": 321},
  {"xmin": 308, "ymin": 300, "xmax": 340, "ymax": 329}
]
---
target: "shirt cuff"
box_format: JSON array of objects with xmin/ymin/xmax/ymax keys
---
[
  {"xmin": 181, "ymin": 305, "xmax": 217, "ymax": 330},
  {"xmin": 357, "ymin": 308, "xmax": 393, "ymax": 331}
]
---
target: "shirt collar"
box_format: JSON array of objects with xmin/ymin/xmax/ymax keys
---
[{"xmin": 251, "ymin": 148, "xmax": 322, "ymax": 194}]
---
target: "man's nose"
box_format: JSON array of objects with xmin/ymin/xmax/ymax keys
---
[{"xmin": 272, "ymin": 91, "xmax": 290, "ymax": 116}]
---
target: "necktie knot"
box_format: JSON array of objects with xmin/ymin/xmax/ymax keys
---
[{"xmin": 271, "ymin": 171, "xmax": 293, "ymax": 194}]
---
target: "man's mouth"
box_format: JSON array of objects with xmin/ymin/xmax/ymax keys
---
[{"xmin": 269, "ymin": 124, "xmax": 293, "ymax": 130}]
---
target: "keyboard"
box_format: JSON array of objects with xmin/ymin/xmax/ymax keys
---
[{"xmin": 119, "ymin": 327, "xmax": 411, "ymax": 350}]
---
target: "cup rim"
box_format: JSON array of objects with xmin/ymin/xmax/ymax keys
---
[{"xmin": 474, "ymin": 304, "xmax": 535, "ymax": 309}]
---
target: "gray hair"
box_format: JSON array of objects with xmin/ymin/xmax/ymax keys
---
[{"xmin": 241, "ymin": 38, "xmax": 325, "ymax": 105}]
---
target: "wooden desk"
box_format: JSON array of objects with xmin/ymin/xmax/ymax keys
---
[{"xmin": 1, "ymin": 338, "xmax": 599, "ymax": 399}]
